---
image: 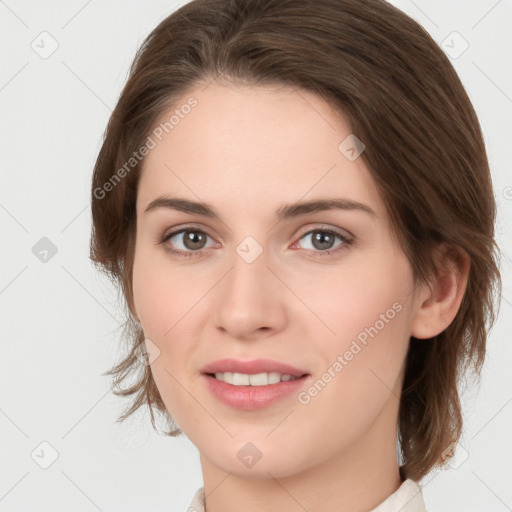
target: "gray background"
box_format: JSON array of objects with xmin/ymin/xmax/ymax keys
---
[{"xmin": 0, "ymin": 0, "xmax": 511, "ymax": 511}]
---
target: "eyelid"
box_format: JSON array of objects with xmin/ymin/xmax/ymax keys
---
[
  {"xmin": 160, "ymin": 222, "xmax": 218, "ymax": 241},
  {"xmin": 291, "ymin": 225, "xmax": 354, "ymax": 254},
  {"xmin": 159, "ymin": 223, "xmax": 355, "ymax": 258},
  {"xmin": 161, "ymin": 222, "xmax": 353, "ymax": 243},
  {"xmin": 159, "ymin": 225, "xmax": 219, "ymax": 252},
  {"xmin": 294, "ymin": 223, "xmax": 354, "ymax": 241}
]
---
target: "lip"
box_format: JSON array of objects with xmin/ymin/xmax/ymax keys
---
[
  {"xmin": 200, "ymin": 358, "xmax": 309, "ymax": 378},
  {"xmin": 202, "ymin": 373, "xmax": 311, "ymax": 410},
  {"xmin": 200, "ymin": 358, "xmax": 311, "ymax": 411}
]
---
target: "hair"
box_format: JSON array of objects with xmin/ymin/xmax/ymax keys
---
[{"xmin": 89, "ymin": 0, "xmax": 501, "ymax": 481}]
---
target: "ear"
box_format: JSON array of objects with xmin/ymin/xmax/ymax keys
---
[{"xmin": 411, "ymin": 243, "xmax": 470, "ymax": 339}]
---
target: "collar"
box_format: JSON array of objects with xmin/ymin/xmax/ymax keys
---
[{"xmin": 187, "ymin": 479, "xmax": 428, "ymax": 512}]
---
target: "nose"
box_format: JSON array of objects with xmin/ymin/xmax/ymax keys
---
[{"xmin": 212, "ymin": 243, "xmax": 288, "ymax": 341}]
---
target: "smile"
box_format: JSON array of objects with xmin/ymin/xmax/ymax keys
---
[
  {"xmin": 210, "ymin": 371, "xmax": 298, "ymax": 386},
  {"xmin": 202, "ymin": 373, "xmax": 310, "ymax": 410}
]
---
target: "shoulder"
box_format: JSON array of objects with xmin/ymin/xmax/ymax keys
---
[
  {"xmin": 186, "ymin": 486, "xmax": 205, "ymax": 512},
  {"xmin": 370, "ymin": 479, "xmax": 429, "ymax": 512}
]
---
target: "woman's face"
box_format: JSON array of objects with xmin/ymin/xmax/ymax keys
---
[{"xmin": 132, "ymin": 82, "xmax": 424, "ymax": 479}]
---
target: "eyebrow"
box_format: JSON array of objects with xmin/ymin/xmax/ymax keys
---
[{"xmin": 144, "ymin": 196, "xmax": 377, "ymax": 220}]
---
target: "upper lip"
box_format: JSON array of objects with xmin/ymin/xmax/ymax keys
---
[{"xmin": 201, "ymin": 358, "xmax": 309, "ymax": 378}]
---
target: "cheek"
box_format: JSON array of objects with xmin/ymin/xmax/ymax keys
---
[
  {"xmin": 312, "ymin": 252, "xmax": 413, "ymax": 389},
  {"xmin": 132, "ymin": 244, "xmax": 179, "ymax": 335},
  {"xmin": 132, "ymin": 244, "xmax": 216, "ymax": 346},
  {"xmin": 314, "ymin": 253, "xmax": 411, "ymax": 338},
  {"xmin": 300, "ymin": 288, "xmax": 410, "ymax": 441}
]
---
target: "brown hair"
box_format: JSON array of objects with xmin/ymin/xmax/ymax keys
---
[{"xmin": 90, "ymin": 0, "xmax": 501, "ymax": 481}]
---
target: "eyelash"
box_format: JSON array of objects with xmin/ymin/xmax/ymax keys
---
[{"xmin": 158, "ymin": 226, "xmax": 354, "ymax": 259}]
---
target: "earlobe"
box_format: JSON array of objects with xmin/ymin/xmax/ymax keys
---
[{"xmin": 410, "ymin": 244, "xmax": 470, "ymax": 340}]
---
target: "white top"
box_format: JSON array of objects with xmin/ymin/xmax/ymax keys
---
[{"xmin": 186, "ymin": 478, "xmax": 428, "ymax": 512}]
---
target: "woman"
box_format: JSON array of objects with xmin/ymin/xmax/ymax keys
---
[{"xmin": 89, "ymin": 0, "xmax": 501, "ymax": 510}]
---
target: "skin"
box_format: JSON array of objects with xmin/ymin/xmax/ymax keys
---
[{"xmin": 131, "ymin": 81, "xmax": 469, "ymax": 512}]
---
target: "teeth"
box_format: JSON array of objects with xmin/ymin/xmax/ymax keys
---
[{"xmin": 213, "ymin": 372, "xmax": 298, "ymax": 386}]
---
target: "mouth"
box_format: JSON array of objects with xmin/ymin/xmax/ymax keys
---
[
  {"xmin": 200, "ymin": 358, "xmax": 310, "ymax": 409},
  {"xmin": 204, "ymin": 371, "xmax": 309, "ymax": 386},
  {"xmin": 200, "ymin": 357, "xmax": 309, "ymax": 381},
  {"xmin": 202, "ymin": 371, "xmax": 311, "ymax": 410}
]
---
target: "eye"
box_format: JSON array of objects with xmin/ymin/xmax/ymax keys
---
[
  {"xmin": 158, "ymin": 228, "xmax": 218, "ymax": 258},
  {"xmin": 158, "ymin": 225, "xmax": 354, "ymax": 258},
  {"xmin": 294, "ymin": 227, "xmax": 354, "ymax": 257}
]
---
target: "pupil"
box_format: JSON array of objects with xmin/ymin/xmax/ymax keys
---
[
  {"xmin": 313, "ymin": 231, "xmax": 333, "ymax": 250},
  {"xmin": 185, "ymin": 231, "xmax": 205, "ymax": 250}
]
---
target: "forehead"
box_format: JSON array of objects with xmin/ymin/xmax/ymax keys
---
[{"xmin": 137, "ymin": 83, "xmax": 385, "ymax": 220}]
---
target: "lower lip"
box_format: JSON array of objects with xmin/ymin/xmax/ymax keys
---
[{"xmin": 202, "ymin": 374, "xmax": 310, "ymax": 410}]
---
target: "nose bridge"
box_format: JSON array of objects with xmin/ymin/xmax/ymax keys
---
[
  {"xmin": 224, "ymin": 235, "xmax": 274, "ymax": 305},
  {"xmin": 212, "ymin": 233, "xmax": 287, "ymax": 337}
]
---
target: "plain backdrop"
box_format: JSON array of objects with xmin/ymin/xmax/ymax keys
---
[{"xmin": 0, "ymin": 1, "xmax": 511, "ymax": 511}]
